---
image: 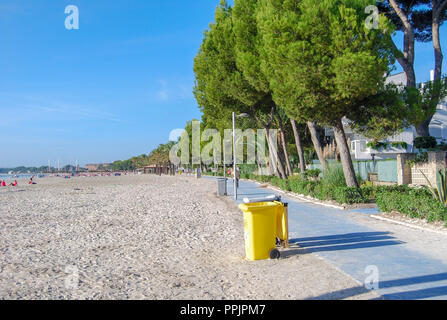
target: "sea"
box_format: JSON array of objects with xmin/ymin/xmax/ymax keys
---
[{"xmin": 0, "ymin": 174, "xmax": 46, "ymax": 179}]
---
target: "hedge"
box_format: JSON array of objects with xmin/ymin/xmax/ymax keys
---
[
  {"xmin": 376, "ymin": 187, "xmax": 447, "ymax": 223},
  {"xmin": 260, "ymin": 175, "xmax": 372, "ymax": 205},
  {"xmin": 236, "ymin": 174, "xmax": 447, "ymax": 219}
]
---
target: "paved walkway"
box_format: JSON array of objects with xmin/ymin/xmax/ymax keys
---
[{"xmin": 214, "ymin": 177, "xmax": 447, "ymax": 300}]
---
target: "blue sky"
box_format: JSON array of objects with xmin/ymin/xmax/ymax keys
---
[{"xmin": 0, "ymin": 0, "xmax": 446, "ymax": 167}]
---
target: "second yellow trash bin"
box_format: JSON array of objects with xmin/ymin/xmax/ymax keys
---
[
  {"xmin": 238, "ymin": 201, "xmax": 284, "ymax": 261},
  {"xmin": 276, "ymin": 203, "xmax": 289, "ymax": 248}
]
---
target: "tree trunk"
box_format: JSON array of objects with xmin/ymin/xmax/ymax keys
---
[
  {"xmin": 278, "ymin": 130, "xmax": 291, "ymax": 176},
  {"xmin": 433, "ymin": 0, "xmax": 446, "ymax": 81},
  {"xmin": 389, "ymin": 0, "xmax": 416, "ymax": 86},
  {"xmin": 277, "ymin": 132, "xmax": 290, "ymax": 177},
  {"xmin": 291, "ymin": 119, "xmax": 306, "ymax": 173},
  {"xmin": 275, "ymin": 110, "xmax": 292, "ymax": 177},
  {"xmin": 268, "ymin": 129, "xmax": 287, "ymax": 179},
  {"xmin": 332, "ymin": 119, "xmax": 359, "ymax": 188},
  {"xmin": 416, "ymin": 0, "xmax": 447, "ymax": 138},
  {"xmin": 433, "ymin": 18, "xmax": 443, "ymax": 81},
  {"xmin": 265, "ymin": 127, "xmax": 282, "ymax": 178},
  {"xmin": 307, "ymin": 121, "xmax": 327, "ymax": 171},
  {"xmin": 415, "ymin": 118, "xmax": 432, "ymax": 137}
]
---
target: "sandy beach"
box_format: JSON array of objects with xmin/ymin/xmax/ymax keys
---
[{"xmin": 0, "ymin": 175, "xmax": 378, "ymax": 300}]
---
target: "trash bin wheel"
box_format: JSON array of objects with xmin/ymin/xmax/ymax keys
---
[{"xmin": 269, "ymin": 249, "xmax": 280, "ymax": 260}]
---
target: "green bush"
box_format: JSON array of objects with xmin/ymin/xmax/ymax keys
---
[
  {"xmin": 239, "ymin": 164, "xmax": 257, "ymax": 176},
  {"xmin": 334, "ymin": 187, "xmax": 367, "ymax": 205},
  {"xmin": 376, "ymin": 187, "xmax": 447, "ymax": 223},
  {"xmin": 288, "ymin": 176, "xmax": 311, "ymax": 196},
  {"xmin": 359, "ymin": 186, "xmax": 376, "ymax": 201},
  {"xmin": 414, "ymin": 136, "xmax": 437, "ymax": 149},
  {"xmin": 321, "ymin": 165, "xmax": 346, "ymax": 188},
  {"xmin": 240, "ymin": 173, "xmax": 256, "ymax": 180},
  {"xmin": 255, "ymin": 175, "xmax": 274, "ymax": 183},
  {"xmin": 314, "ymin": 183, "xmax": 335, "ymax": 201},
  {"xmin": 304, "ymin": 169, "xmax": 322, "ymax": 179},
  {"xmin": 270, "ymin": 176, "xmax": 290, "ymax": 191}
]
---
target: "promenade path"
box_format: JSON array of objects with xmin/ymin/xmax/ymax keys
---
[{"xmin": 219, "ymin": 177, "xmax": 447, "ymax": 300}]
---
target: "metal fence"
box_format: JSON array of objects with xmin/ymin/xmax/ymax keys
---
[{"xmin": 310, "ymin": 159, "xmax": 398, "ymax": 183}]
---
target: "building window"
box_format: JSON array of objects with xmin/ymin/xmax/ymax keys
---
[{"xmin": 360, "ymin": 140, "xmax": 367, "ymax": 153}]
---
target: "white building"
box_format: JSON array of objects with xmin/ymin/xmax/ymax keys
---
[{"xmin": 325, "ymin": 71, "xmax": 447, "ymax": 160}]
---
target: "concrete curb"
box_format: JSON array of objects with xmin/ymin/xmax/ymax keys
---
[{"xmin": 370, "ymin": 215, "xmax": 447, "ymax": 236}]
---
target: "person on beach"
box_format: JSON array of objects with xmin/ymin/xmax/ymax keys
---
[
  {"xmin": 234, "ymin": 166, "xmax": 240, "ymax": 188},
  {"xmin": 1, "ymin": 180, "xmax": 6, "ymax": 187},
  {"xmin": 28, "ymin": 176, "xmax": 37, "ymax": 185},
  {"xmin": 9, "ymin": 180, "xmax": 18, "ymax": 187}
]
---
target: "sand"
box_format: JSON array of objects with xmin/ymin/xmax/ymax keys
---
[{"xmin": 0, "ymin": 175, "xmax": 378, "ymax": 300}]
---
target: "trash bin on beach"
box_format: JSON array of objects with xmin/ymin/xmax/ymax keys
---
[
  {"xmin": 238, "ymin": 201, "xmax": 284, "ymax": 261},
  {"xmin": 217, "ymin": 178, "xmax": 227, "ymax": 196},
  {"xmin": 241, "ymin": 195, "xmax": 289, "ymax": 249},
  {"xmin": 276, "ymin": 203, "xmax": 289, "ymax": 248}
]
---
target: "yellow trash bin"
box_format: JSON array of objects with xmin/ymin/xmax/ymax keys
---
[
  {"xmin": 276, "ymin": 203, "xmax": 289, "ymax": 248},
  {"xmin": 238, "ymin": 201, "xmax": 284, "ymax": 261}
]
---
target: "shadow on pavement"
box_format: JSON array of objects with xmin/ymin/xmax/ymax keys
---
[
  {"xmin": 305, "ymin": 272, "xmax": 447, "ymax": 300},
  {"xmin": 288, "ymin": 232, "xmax": 404, "ymax": 253}
]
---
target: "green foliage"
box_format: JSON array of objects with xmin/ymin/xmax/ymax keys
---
[
  {"xmin": 107, "ymin": 141, "xmax": 176, "ymax": 172},
  {"xmin": 349, "ymin": 84, "xmax": 409, "ymax": 141},
  {"xmin": 405, "ymin": 78, "xmax": 447, "ymax": 129},
  {"xmin": 303, "ymin": 149, "xmax": 317, "ymax": 165},
  {"xmin": 359, "ymin": 186, "xmax": 377, "ymax": 201},
  {"xmin": 376, "ymin": 187, "xmax": 447, "ymax": 223},
  {"xmin": 240, "ymin": 172, "xmax": 256, "ymax": 180},
  {"xmin": 406, "ymin": 152, "xmax": 429, "ymax": 167},
  {"xmin": 414, "ymin": 136, "xmax": 438, "ymax": 149},
  {"xmin": 250, "ymin": 172, "xmax": 369, "ymax": 204},
  {"xmin": 239, "ymin": 164, "xmax": 258, "ymax": 176},
  {"xmin": 258, "ymin": 0, "xmax": 396, "ymax": 126},
  {"xmin": 365, "ymin": 141, "xmax": 408, "ymax": 152},
  {"xmin": 333, "ymin": 187, "xmax": 367, "ymax": 205},
  {"xmin": 390, "ymin": 141, "xmax": 409, "ymax": 149},
  {"xmin": 436, "ymin": 169, "xmax": 447, "ymax": 205},
  {"xmin": 367, "ymin": 141, "xmax": 389, "ymax": 150},
  {"xmin": 321, "ymin": 165, "xmax": 347, "ymax": 188},
  {"xmin": 304, "ymin": 169, "xmax": 321, "ymax": 180},
  {"xmin": 256, "ymin": 0, "xmax": 399, "ymax": 187},
  {"xmin": 193, "ymin": 0, "xmax": 409, "ymax": 188},
  {"xmin": 255, "ymin": 175, "xmax": 274, "ymax": 183},
  {"xmin": 377, "ymin": 1, "xmax": 445, "ymax": 43},
  {"xmin": 421, "ymin": 169, "xmax": 447, "ymax": 206},
  {"xmin": 110, "ymin": 160, "xmax": 133, "ymax": 171},
  {"xmin": 438, "ymin": 142, "xmax": 447, "ymax": 151},
  {"xmin": 249, "ymin": 171, "xmax": 447, "ymax": 222},
  {"xmin": 270, "ymin": 176, "xmax": 290, "ymax": 191},
  {"xmin": 193, "ymin": 1, "xmax": 273, "ymax": 135}
]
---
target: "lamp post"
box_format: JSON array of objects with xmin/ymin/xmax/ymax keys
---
[
  {"xmin": 233, "ymin": 112, "xmax": 250, "ymax": 200},
  {"xmin": 223, "ymin": 139, "xmax": 227, "ymax": 180}
]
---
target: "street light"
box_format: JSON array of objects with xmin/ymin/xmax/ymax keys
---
[{"xmin": 233, "ymin": 112, "xmax": 250, "ymax": 200}]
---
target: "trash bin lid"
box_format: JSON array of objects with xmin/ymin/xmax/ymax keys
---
[
  {"xmin": 242, "ymin": 195, "xmax": 281, "ymax": 203},
  {"xmin": 238, "ymin": 201, "xmax": 283, "ymax": 213}
]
